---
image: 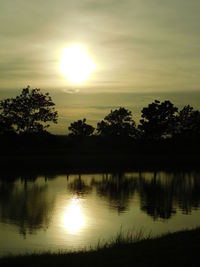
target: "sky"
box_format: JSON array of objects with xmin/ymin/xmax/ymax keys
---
[{"xmin": 0, "ymin": 0, "xmax": 200, "ymax": 133}]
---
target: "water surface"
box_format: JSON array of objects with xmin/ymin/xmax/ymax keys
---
[{"xmin": 0, "ymin": 171, "xmax": 200, "ymax": 256}]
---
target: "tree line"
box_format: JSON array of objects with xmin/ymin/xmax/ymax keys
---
[{"xmin": 0, "ymin": 86, "xmax": 200, "ymax": 140}]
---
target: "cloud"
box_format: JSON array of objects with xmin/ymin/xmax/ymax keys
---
[
  {"xmin": 62, "ymin": 88, "xmax": 79, "ymax": 94},
  {"xmin": 0, "ymin": 0, "xmax": 200, "ymax": 92}
]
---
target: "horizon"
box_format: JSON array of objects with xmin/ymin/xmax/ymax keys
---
[{"xmin": 1, "ymin": 87, "xmax": 200, "ymax": 134}]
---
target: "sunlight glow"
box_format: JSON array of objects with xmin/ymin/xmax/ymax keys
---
[
  {"xmin": 63, "ymin": 198, "xmax": 85, "ymax": 234},
  {"xmin": 60, "ymin": 44, "xmax": 96, "ymax": 84}
]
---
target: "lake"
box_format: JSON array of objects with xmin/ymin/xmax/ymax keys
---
[{"xmin": 0, "ymin": 171, "xmax": 200, "ymax": 256}]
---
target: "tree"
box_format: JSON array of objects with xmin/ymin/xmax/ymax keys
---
[
  {"xmin": 0, "ymin": 86, "xmax": 58, "ymax": 134},
  {"xmin": 174, "ymin": 105, "xmax": 200, "ymax": 138},
  {"xmin": 68, "ymin": 118, "xmax": 94, "ymax": 136},
  {"xmin": 97, "ymin": 107, "xmax": 136, "ymax": 137},
  {"xmin": 139, "ymin": 100, "xmax": 178, "ymax": 140},
  {"xmin": 0, "ymin": 115, "xmax": 14, "ymax": 135}
]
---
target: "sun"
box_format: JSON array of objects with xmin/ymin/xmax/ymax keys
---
[{"xmin": 60, "ymin": 44, "xmax": 96, "ymax": 84}]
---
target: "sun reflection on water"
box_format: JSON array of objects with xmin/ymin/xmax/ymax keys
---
[{"xmin": 62, "ymin": 197, "xmax": 85, "ymax": 234}]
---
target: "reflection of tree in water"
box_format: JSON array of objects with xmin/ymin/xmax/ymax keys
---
[
  {"xmin": 68, "ymin": 175, "xmax": 92, "ymax": 196},
  {"xmin": 0, "ymin": 180, "xmax": 54, "ymax": 237},
  {"xmin": 138, "ymin": 173, "xmax": 176, "ymax": 220},
  {"xmin": 1, "ymin": 170, "xmax": 200, "ymax": 228},
  {"xmin": 91, "ymin": 173, "xmax": 137, "ymax": 213},
  {"xmin": 86, "ymin": 171, "xmax": 200, "ymax": 219},
  {"xmin": 138, "ymin": 171, "xmax": 200, "ymax": 220},
  {"xmin": 172, "ymin": 172, "xmax": 200, "ymax": 214}
]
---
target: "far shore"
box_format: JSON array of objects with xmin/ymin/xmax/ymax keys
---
[
  {"xmin": 0, "ymin": 151, "xmax": 200, "ymax": 174},
  {"xmin": 1, "ymin": 134, "xmax": 200, "ymax": 173}
]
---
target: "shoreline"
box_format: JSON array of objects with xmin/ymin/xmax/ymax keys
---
[
  {"xmin": 0, "ymin": 151, "xmax": 200, "ymax": 173},
  {"xmin": 1, "ymin": 228, "xmax": 200, "ymax": 266}
]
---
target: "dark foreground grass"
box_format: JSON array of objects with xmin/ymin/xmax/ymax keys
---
[{"xmin": 1, "ymin": 228, "xmax": 200, "ymax": 267}]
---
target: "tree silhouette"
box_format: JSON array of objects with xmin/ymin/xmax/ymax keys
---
[
  {"xmin": 0, "ymin": 86, "xmax": 58, "ymax": 133},
  {"xmin": 0, "ymin": 115, "xmax": 14, "ymax": 134},
  {"xmin": 97, "ymin": 107, "xmax": 136, "ymax": 137},
  {"xmin": 68, "ymin": 118, "xmax": 94, "ymax": 136},
  {"xmin": 174, "ymin": 105, "xmax": 200, "ymax": 139},
  {"xmin": 139, "ymin": 100, "xmax": 178, "ymax": 140}
]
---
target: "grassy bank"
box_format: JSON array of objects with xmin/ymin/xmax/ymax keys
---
[{"xmin": 1, "ymin": 228, "xmax": 200, "ymax": 267}]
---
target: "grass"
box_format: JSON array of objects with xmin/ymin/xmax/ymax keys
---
[{"xmin": 1, "ymin": 228, "xmax": 200, "ymax": 267}]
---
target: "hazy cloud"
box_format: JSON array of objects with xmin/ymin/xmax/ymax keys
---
[{"xmin": 0, "ymin": 0, "xmax": 200, "ymax": 92}]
